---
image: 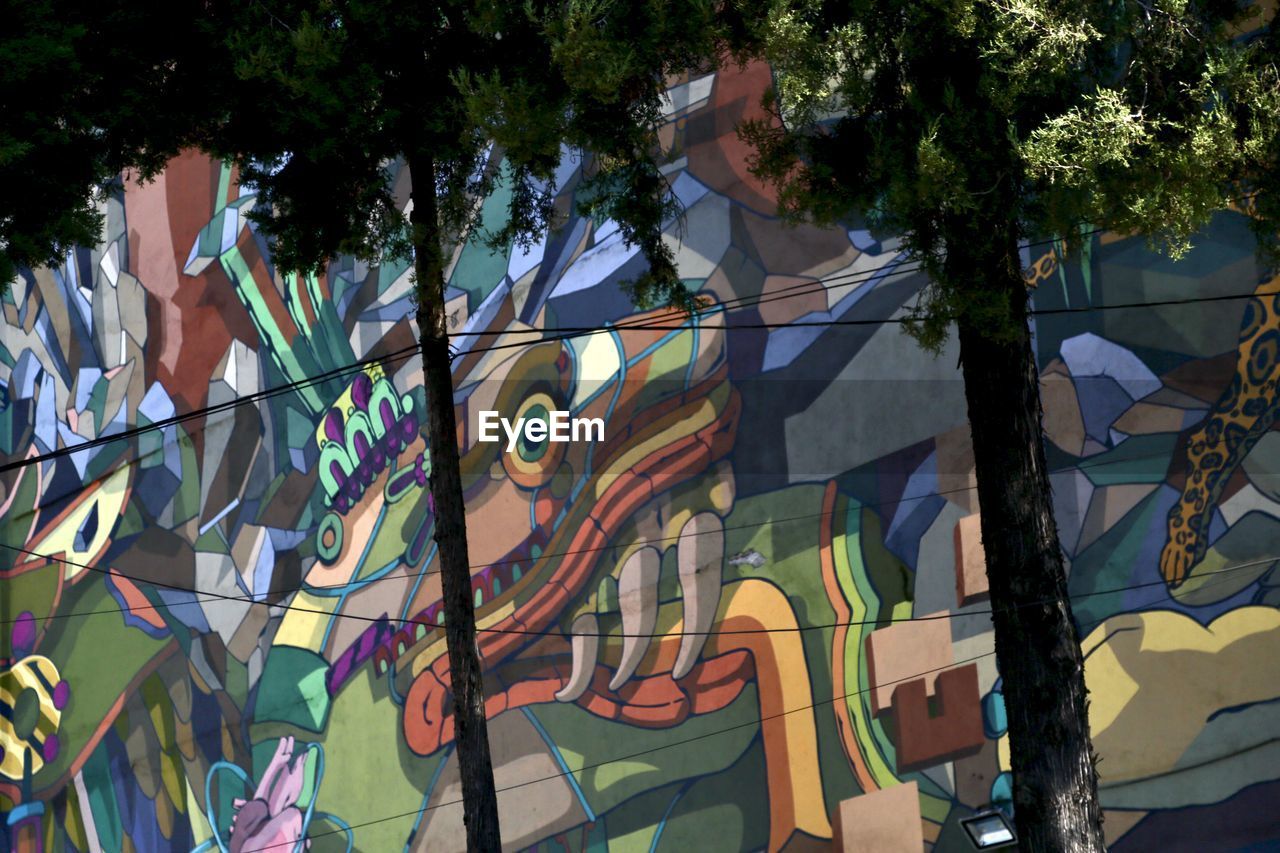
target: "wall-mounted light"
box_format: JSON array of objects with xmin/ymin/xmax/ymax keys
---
[{"xmin": 960, "ymin": 810, "xmax": 1017, "ymax": 849}]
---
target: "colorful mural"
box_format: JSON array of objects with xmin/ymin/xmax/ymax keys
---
[{"xmin": 2, "ymin": 62, "xmax": 1279, "ymax": 852}]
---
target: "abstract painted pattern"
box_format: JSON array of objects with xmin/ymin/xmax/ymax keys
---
[{"xmin": 2, "ymin": 63, "xmax": 1278, "ymax": 851}]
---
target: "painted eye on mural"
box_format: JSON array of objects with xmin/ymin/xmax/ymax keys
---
[{"xmin": 502, "ymin": 390, "xmax": 567, "ymax": 489}]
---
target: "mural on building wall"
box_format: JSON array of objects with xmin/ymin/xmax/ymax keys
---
[{"xmin": 2, "ymin": 61, "xmax": 1279, "ymax": 852}]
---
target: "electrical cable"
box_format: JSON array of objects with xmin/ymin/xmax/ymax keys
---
[
  {"xmin": 0, "ymin": 539, "xmax": 1269, "ymax": 638},
  {"xmin": 5, "ymin": 223, "xmax": 1255, "ymax": 476},
  {"xmin": 0, "ymin": 440, "xmax": 1200, "ymax": 627}
]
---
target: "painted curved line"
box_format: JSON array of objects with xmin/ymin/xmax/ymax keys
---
[
  {"xmin": 817, "ymin": 479, "xmax": 877, "ymax": 793},
  {"xmin": 521, "ymin": 706, "xmax": 597, "ymax": 822}
]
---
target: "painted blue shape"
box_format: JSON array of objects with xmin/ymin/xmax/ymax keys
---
[
  {"xmin": 549, "ymin": 230, "xmax": 642, "ymax": 299},
  {"xmin": 33, "ymin": 372, "xmax": 58, "ymax": 454},
  {"xmin": 885, "ymin": 452, "xmax": 945, "ymax": 570},
  {"xmin": 508, "ymin": 228, "xmax": 548, "ymax": 282},
  {"xmin": 1060, "ymin": 333, "xmax": 1161, "ymax": 400},
  {"xmin": 138, "ymin": 382, "xmax": 176, "ymax": 424},
  {"xmin": 670, "ymin": 171, "xmax": 711, "ymax": 211},
  {"xmin": 11, "ymin": 349, "xmax": 42, "ymax": 399},
  {"xmin": 990, "ymin": 772, "xmax": 1014, "ymax": 811},
  {"xmin": 1074, "ymin": 376, "xmax": 1134, "ymax": 444},
  {"xmin": 982, "ymin": 690, "xmax": 1008, "ymax": 738}
]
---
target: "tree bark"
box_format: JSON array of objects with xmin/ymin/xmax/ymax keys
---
[
  {"xmin": 951, "ymin": 226, "xmax": 1106, "ymax": 852},
  {"xmin": 408, "ymin": 150, "xmax": 502, "ymax": 851}
]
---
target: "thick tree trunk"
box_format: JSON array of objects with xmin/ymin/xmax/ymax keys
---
[
  {"xmin": 951, "ymin": 228, "xmax": 1106, "ymax": 852},
  {"xmin": 408, "ymin": 151, "xmax": 502, "ymax": 851}
]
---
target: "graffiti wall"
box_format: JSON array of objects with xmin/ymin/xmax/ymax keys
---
[{"xmin": 2, "ymin": 62, "xmax": 1278, "ymax": 852}]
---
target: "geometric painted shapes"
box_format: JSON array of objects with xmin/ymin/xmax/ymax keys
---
[
  {"xmin": 1059, "ymin": 332, "xmax": 1161, "ymax": 401},
  {"xmin": 1074, "ymin": 375, "xmax": 1134, "ymax": 445},
  {"xmin": 891, "ymin": 663, "xmax": 985, "ymax": 773},
  {"xmin": 0, "ymin": 655, "xmax": 67, "ymax": 778},
  {"xmin": 954, "ymin": 513, "xmax": 989, "ymax": 607},
  {"xmin": 1041, "ymin": 359, "xmax": 1086, "ymax": 456},
  {"xmin": 865, "ymin": 615, "xmax": 954, "ymax": 717},
  {"xmin": 251, "ymin": 646, "xmax": 332, "ymax": 733},
  {"xmin": 830, "ymin": 781, "xmax": 924, "ymax": 852}
]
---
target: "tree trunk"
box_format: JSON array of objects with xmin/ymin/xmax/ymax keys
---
[
  {"xmin": 951, "ymin": 227, "xmax": 1106, "ymax": 852},
  {"xmin": 408, "ymin": 151, "xmax": 502, "ymax": 851}
]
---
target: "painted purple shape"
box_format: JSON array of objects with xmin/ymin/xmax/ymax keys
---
[
  {"xmin": 12, "ymin": 612, "xmax": 36, "ymax": 656},
  {"xmin": 42, "ymin": 734, "xmax": 59, "ymax": 762},
  {"xmin": 52, "ymin": 680, "xmax": 70, "ymax": 710},
  {"xmin": 352, "ymin": 372, "xmax": 374, "ymax": 410},
  {"xmin": 324, "ymin": 407, "xmax": 345, "ymax": 443}
]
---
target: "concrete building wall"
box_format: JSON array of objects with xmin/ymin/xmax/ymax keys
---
[{"xmin": 3, "ymin": 62, "xmax": 1278, "ymax": 852}]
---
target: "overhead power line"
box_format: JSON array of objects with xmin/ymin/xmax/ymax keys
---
[
  {"xmin": 0, "ymin": 441, "xmax": 1194, "ymax": 625},
  {"xmin": 0, "ymin": 531, "xmax": 1268, "ymax": 637},
  {"xmin": 5, "ymin": 223, "xmax": 1260, "ymax": 476}
]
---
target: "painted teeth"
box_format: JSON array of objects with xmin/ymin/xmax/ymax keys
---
[
  {"xmin": 609, "ymin": 547, "xmax": 661, "ymax": 691},
  {"xmin": 672, "ymin": 512, "xmax": 724, "ymax": 680},
  {"xmin": 554, "ymin": 614, "xmax": 600, "ymax": 703}
]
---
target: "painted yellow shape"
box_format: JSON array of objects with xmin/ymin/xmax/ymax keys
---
[
  {"xmin": 1084, "ymin": 606, "xmax": 1280, "ymax": 785},
  {"xmin": 0, "ymin": 655, "xmax": 63, "ymax": 779},
  {"xmin": 594, "ymin": 394, "xmax": 721, "ymax": 502},
  {"xmin": 707, "ymin": 578, "xmax": 835, "ymax": 851},
  {"xmin": 570, "ymin": 332, "xmax": 622, "ymax": 409},
  {"xmin": 273, "ymin": 591, "xmax": 340, "ymax": 651},
  {"xmin": 27, "ymin": 464, "xmax": 130, "ymax": 580}
]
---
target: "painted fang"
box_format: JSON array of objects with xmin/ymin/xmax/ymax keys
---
[{"xmin": 477, "ymin": 410, "xmax": 605, "ymax": 451}]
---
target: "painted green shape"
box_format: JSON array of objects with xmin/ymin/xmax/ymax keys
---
[
  {"xmin": 1066, "ymin": 487, "xmax": 1168, "ymax": 629},
  {"xmin": 528, "ymin": 684, "xmax": 760, "ymax": 817},
  {"xmin": 0, "ymin": 397, "xmax": 26, "ymax": 454},
  {"xmin": 195, "ymin": 526, "xmax": 231, "ymax": 554},
  {"xmin": 308, "ymin": 666, "xmax": 446, "ymax": 851},
  {"xmin": 285, "ymin": 405, "xmax": 316, "ymax": 452},
  {"xmin": 87, "ymin": 375, "xmax": 111, "ymax": 433},
  {"xmin": 115, "ymin": 500, "xmax": 147, "ymax": 541},
  {"xmin": 1080, "ymin": 222, "xmax": 1095, "ymax": 303},
  {"xmin": 652, "ymin": 740, "xmax": 770, "ymax": 852},
  {"xmin": 859, "ymin": 508, "xmax": 914, "ymax": 613},
  {"xmin": 645, "ymin": 328, "xmax": 693, "ymax": 384},
  {"xmin": 218, "ymin": 246, "xmax": 325, "ymax": 413},
  {"xmin": 833, "ymin": 497, "xmax": 954, "ymax": 811},
  {"xmin": 1080, "ymin": 434, "xmax": 1178, "ymax": 486},
  {"xmin": 137, "ymin": 427, "xmax": 164, "ymax": 470},
  {"xmin": 831, "ymin": 498, "xmax": 900, "ymax": 788},
  {"xmin": 253, "ymin": 647, "xmax": 332, "ymax": 732},
  {"xmin": 448, "ymin": 169, "xmax": 514, "ymax": 311},
  {"xmin": 596, "ymin": 575, "xmax": 619, "ymax": 614},
  {"xmin": 80, "ymin": 744, "xmax": 123, "ymax": 853},
  {"xmin": 598, "ymin": 780, "xmax": 684, "ymax": 853},
  {"xmin": 172, "ymin": 427, "xmax": 201, "ymax": 525},
  {"xmin": 377, "ymin": 255, "xmax": 412, "ymax": 296},
  {"xmin": 283, "ymin": 274, "xmax": 308, "ymax": 341},
  {"xmin": 215, "ymin": 162, "xmax": 233, "ymax": 213},
  {"xmin": 37, "ymin": 582, "xmax": 168, "ymax": 781}
]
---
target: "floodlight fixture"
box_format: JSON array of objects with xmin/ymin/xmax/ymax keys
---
[{"xmin": 960, "ymin": 810, "xmax": 1017, "ymax": 849}]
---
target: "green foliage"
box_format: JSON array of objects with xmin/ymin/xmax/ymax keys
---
[
  {"xmin": 191, "ymin": 0, "xmax": 725, "ymax": 314},
  {"xmin": 736, "ymin": 0, "xmax": 1280, "ymax": 345},
  {"xmin": 0, "ymin": 0, "xmax": 211, "ymax": 290}
]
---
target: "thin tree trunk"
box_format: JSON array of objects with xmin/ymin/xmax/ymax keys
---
[
  {"xmin": 951, "ymin": 226, "xmax": 1106, "ymax": 852},
  {"xmin": 408, "ymin": 150, "xmax": 502, "ymax": 852}
]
